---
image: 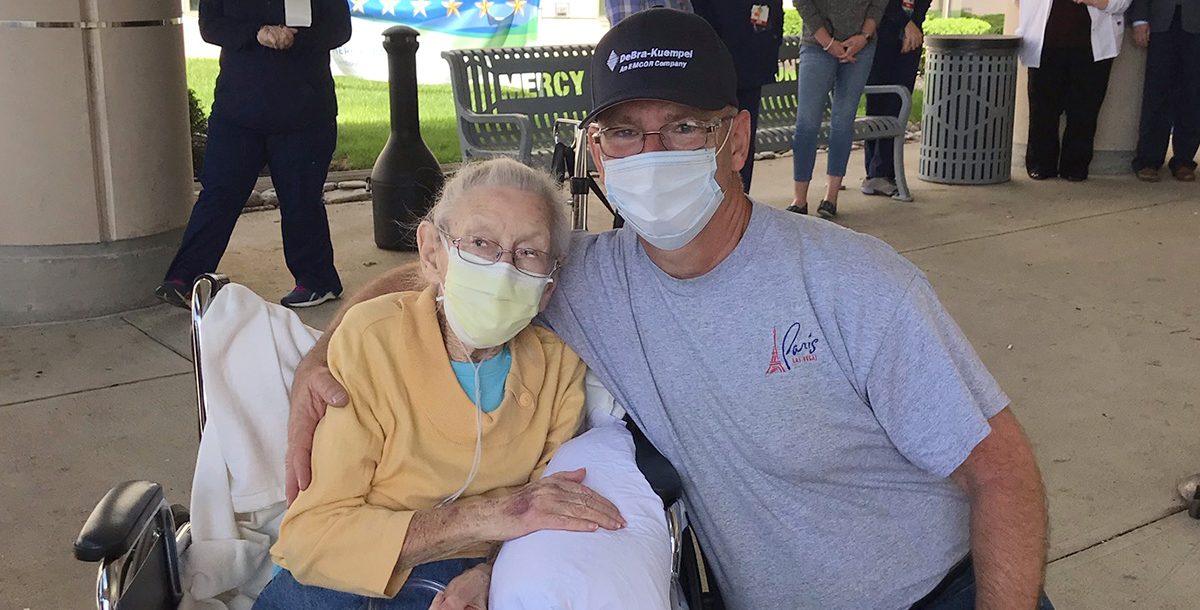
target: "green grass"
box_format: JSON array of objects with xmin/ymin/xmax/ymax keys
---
[
  {"xmin": 857, "ymin": 88, "xmax": 924, "ymax": 124},
  {"xmin": 186, "ymin": 58, "xmax": 461, "ymax": 169}
]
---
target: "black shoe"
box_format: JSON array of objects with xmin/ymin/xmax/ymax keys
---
[
  {"xmin": 1062, "ymin": 173, "xmax": 1087, "ymax": 182},
  {"xmin": 786, "ymin": 204, "xmax": 808, "ymax": 215},
  {"xmin": 154, "ymin": 280, "xmax": 191, "ymax": 310},
  {"xmin": 1027, "ymin": 169, "xmax": 1057, "ymax": 180},
  {"xmin": 817, "ymin": 199, "xmax": 837, "ymax": 219}
]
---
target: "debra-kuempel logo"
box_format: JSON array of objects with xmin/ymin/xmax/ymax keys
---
[{"xmin": 766, "ymin": 323, "xmax": 821, "ymax": 375}]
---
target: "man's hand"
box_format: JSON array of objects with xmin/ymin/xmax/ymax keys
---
[
  {"xmin": 839, "ymin": 34, "xmax": 869, "ymax": 63},
  {"xmin": 902, "ymin": 21, "xmax": 924, "ymax": 54},
  {"xmin": 256, "ymin": 25, "xmax": 298, "ymax": 50},
  {"xmin": 285, "ymin": 358, "xmax": 348, "ymax": 504},
  {"xmin": 1133, "ymin": 23, "xmax": 1151, "ymax": 48},
  {"xmin": 431, "ymin": 563, "xmax": 492, "ymax": 610},
  {"xmin": 483, "ymin": 469, "xmax": 625, "ymax": 540}
]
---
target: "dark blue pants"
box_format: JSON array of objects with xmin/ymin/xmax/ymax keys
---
[
  {"xmin": 254, "ymin": 558, "xmax": 484, "ymax": 610},
  {"xmin": 737, "ymin": 86, "xmax": 762, "ymax": 193},
  {"xmin": 864, "ymin": 24, "xmax": 921, "ymax": 180},
  {"xmin": 164, "ymin": 117, "xmax": 342, "ymax": 294},
  {"xmin": 1132, "ymin": 9, "xmax": 1200, "ymax": 172},
  {"xmin": 911, "ymin": 556, "xmax": 1055, "ymax": 610}
]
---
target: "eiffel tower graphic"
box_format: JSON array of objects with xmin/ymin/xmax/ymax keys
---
[{"xmin": 765, "ymin": 328, "xmax": 787, "ymax": 375}]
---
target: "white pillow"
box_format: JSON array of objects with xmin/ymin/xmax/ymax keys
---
[{"xmin": 489, "ymin": 422, "xmax": 672, "ymax": 610}]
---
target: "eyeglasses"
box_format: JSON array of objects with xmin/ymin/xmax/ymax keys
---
[
  {"xmin": 593, "ymin": 117, "xmax": 731, "ymax": 158},
  {"xmin": 439, "ymin": 229, "xmax": 559, "ymax": 278}
]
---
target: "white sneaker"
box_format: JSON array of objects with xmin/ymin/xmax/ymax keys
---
[{"xmin": 861, "ymin": 177, "xmax": 898, "ymax": 197}]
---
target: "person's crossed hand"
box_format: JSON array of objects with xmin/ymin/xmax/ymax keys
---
[
  {"xmin": 837, "ymin": 33, "xmax": 870, "ymax": 63},
  {"xmin": 257, "ymin": 25, "xmax": 299, "ymax": 50}
]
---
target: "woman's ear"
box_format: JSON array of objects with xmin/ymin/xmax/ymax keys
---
[
  {"xmin": 537, "ymin": 278, "xmax": 558, "ymax": 312},
  {"xmin": 416, "ymin": 221, "xmax": 448, "ymax": 286}
]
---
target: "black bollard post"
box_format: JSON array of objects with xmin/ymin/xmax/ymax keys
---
[{"xmin": 370, "ymin": 26, "xmax": 444, "ymax": 251}]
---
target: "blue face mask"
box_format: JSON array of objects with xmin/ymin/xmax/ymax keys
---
[{"xmin": 603, "ymin": 147, "xmax": 726, "ymax": 251}]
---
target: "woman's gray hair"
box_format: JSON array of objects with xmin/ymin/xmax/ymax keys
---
[{"xmin": 424, "ymin": 157, "xmax": 571, "ymax": 260}]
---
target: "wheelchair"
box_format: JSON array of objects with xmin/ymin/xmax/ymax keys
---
[{"xmin": 74, "ymin": 128, "xmax": 727, "ymax": 606}]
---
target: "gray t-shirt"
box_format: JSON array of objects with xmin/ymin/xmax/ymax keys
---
[{"xmin": 540, "ymin": 201, "xmax": 1009, "ymax": 609}]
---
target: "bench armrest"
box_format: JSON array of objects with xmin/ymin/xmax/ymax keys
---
[
  {"xmin": 74, "ymin": 481, "xmax": 164, "ymax": 562},
  {"xmin": 456, "ymin": 109, "xmax": 536, "ymax": 165},
  {"xmin": 863, "ymin": 84, "xmax": 913, "ymax": 126}
]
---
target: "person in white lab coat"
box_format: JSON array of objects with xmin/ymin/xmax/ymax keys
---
[{"xmin": 1016, "ymin": 0, "xmax": 1131, "ymax": 181}]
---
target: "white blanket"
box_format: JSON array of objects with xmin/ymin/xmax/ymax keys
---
[
  {"xmin": 490, "ymin": 422, "xmax": 673, "ymax": 610},
  {"xmin": 180, "ymin": 284, "xmax": 319, "ymax": 610}
]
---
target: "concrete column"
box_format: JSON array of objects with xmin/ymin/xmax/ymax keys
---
[
  {"xmin": 0, "ymin": 0, "xmax": 192, "ymax": 325},
  {"xmin": 1006, "ymin": 0, "xmax": 1146, "ymax": 175}
]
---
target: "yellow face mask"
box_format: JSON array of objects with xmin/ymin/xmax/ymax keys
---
[{"xmin": 439, "ymin": 249, "xmax": 553, "ymax": 350}]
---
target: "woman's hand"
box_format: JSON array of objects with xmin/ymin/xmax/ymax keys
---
[
  {"xmin": 824, "ymin": 39, "xmax": 851, "ymax": 61},
  {"xmin": 484, "ymin": 468, "xmax": 625, "ymax": 540},
  {"xmin": 902, "ymin": 21, "xmax": 924, "ymax": 54},
  {"xmin": 1072, "ymin": 0, "xmax": 1110, "ymax": 9},
  {"xmin": 840, "ymin": 34, "xmax": 869, "ymax": 62},
  {"xmin": 431, "ymin": 563, "xmax": 492, "ymax": 610}
]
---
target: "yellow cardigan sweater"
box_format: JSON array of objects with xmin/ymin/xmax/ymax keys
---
[{"xmin": 271, "ymin": 287, "xmax": 585, "ymax": 597}]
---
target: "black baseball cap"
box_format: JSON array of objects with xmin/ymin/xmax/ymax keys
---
[{"xmin": 581, "ymin": 8, "xmax": 739, "ymax": 126}]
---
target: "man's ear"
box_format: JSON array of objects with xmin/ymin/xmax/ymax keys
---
[
  {"xmin": 586, "ymin": 126, "xmax": 605, "ymax": 183},
  {"xmin": 728, "ymin": 109, "xmax": 753, "ymax": 176}
]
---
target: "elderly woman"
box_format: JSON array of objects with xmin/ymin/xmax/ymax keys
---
[{"xmin": 254, "ymin": 158, "xmax": 624, "ymax": 609}]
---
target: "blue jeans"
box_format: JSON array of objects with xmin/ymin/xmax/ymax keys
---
[
  {"xmin": 253, "ymin": 558, "xmax": 484, "ymax": 610},
  {"xmin": 912, "ymin": 557, "xmax": 1055, "ymax": 610},
  {"xmin": 792, "ymin": 41, "xmax": 877, "ymax": 182}
]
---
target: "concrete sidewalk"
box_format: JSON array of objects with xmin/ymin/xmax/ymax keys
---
[{"xmin": 3, "ymin": 145, "xmax": 1198, "ymax": 608}]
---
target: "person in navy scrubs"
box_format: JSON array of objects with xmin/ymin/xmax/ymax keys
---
[{"xmin": 157, "ymin": 0, "xmax": 351, "ymax": 309}]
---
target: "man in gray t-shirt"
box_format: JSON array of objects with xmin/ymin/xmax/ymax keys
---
[
  {"xmin": 541, "ymin": 203, "xmax": 1014, "ymax": 608},
  {"xmin": 289, "ymin": 9, "xmax": 1051, "ymax": 609}
]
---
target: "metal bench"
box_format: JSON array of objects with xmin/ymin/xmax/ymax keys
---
[
  {"xmin": 441, "ymin": 44, "xmax": 593, "ymax": 168},
  {"xmin": 443, "ymin": 36, "xmax": 912, "ymax": 200}
]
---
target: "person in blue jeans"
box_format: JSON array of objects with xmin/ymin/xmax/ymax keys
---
[
  {"xmin": 789, "ymin": 0, "xmax": 887, "ymax": 219},
  {"xmin": 861, "ymin": 0, "xmax": 930, "ymax": 197}
]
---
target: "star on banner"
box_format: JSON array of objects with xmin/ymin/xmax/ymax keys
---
[
  {"xmin": 351, "ymin": 0, "xmax": 369, "ymax": 13},
  {"xmin": 506, "ymin": 0, "xmax": 527, "ymax": 15},
  {"xmin": 442, "ymin": 0, "xmax": 463, "ymax": 16},
  {"xmin": 380, "ymin": 0, "xmax": 399, "ymax": 15},
  {"xmin": 412, "ymin": 0, "xmax": 431, "ymax": 16},
  {"xmin": 474, "ymin": 0, "xmax": 494, "ymax": 18}
]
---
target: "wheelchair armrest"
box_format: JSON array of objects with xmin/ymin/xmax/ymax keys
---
[
  {"xmin": 74, "ymin": 481, "xmax": 164, "ymax": 562},
  {"xmin": 625, "ymin": 416, "xmax": 683, "ymax": 508}
]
